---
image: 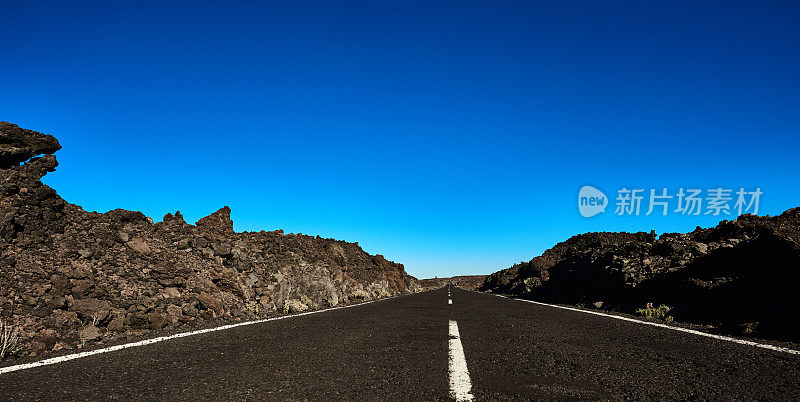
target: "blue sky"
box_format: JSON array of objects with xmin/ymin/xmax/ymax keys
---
[{"xmin": 2, "ymin": 1, "xmax": 799, "ymax": 278}]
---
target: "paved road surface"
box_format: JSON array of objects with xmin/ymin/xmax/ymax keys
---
[{"xmin": 1, "ymin": 286, "xmax": 798, "ymax": 400}]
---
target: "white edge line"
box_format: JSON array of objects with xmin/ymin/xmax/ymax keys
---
[
  {"xmin": 448, "ymin": 320, "xmax": 474, "ymax": 401},
  {"xmin": 0, "ymin": 289, "xmax": 435, "ymax": 375},
  {"xmin": 476, "ymin": 291, "xmax": 800, "ymax": 356}
]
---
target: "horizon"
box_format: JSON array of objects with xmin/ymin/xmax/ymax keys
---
[{"xmin": 3, "ymin": 1, "xmax": 799, "ymax": 278}]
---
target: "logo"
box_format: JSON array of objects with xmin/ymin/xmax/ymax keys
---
[
  {"xmin": 577, "ymin": 185, "xmax": 762, "ymax": 218},
  {"xmin": 578, "ymin": 185, "xmax": 607, "ymax": 217}
]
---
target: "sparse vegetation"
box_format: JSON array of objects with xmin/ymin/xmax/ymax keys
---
[
  {"xmin": 1, "ymin": 316, "xmax": 21, "ymax": 360},
  {"xmin": 91, "ymin": 312, "xmax": 102, "ymax": 327},
  {"xmin": 373, "ymin": 289, "xmax": 390, "ymax": 299},
  {"xmin": 636, "ymin": 303, "xmax": 674, "ymax": 322},
  {"xmin": 281, "ymin": 299, "xmax": 309, "ymax": 314},
  {"xmin": 246, "ymin": 300, "xmax": 260, "ymax": 315},
  {"xmin": 351, "ymin": 290, "xmax": 371, "ymax": 300}
]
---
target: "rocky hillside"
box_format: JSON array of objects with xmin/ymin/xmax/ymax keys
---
[
  {"xmin": 481, "ymin": 209, "xmax": 800, "ymax": 341},
  {"xmin": 419, "ymin": 275, "xmax": 487, "ymax": 290},
  {"xmin": 0, "ymin": 122, "xmax": 419, "ymax": 360}
]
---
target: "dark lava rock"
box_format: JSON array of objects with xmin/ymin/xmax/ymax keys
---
[
  {"xmin": 481, "ymin": 209, "xmax": 800, "ymax": 341},
  {"xmin": 0, "ymin": 123, "xmax": 420, "ymax": 360},
  {"xmin": 196, "ymin": 206, "xmax": 234, "ymax": 234},
  {"xmin": 0, "ymin": 122, "xmax": 62, "ymax": 169}
]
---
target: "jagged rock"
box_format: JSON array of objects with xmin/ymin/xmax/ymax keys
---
[
  {"xmin": 0, "ymin": 122, "xmax": 61, "ymax": 169},
  {"xmin": 0, "ymin": 123, "xmax": 419, "ymax": 360},
  {"xmin": 161, "ymin": 287, "xmax": 181, "ymax": 299},
  {"xmin": 44, "ymin": 310, "xmax": 80, "ymax": 329},
  {"xmin": 694, "ymin": 242, "xmax": 708, "ymax": 254},
  {"xmin": 124, "ymin": 313, "xmax": 149, "ymax": 329},
  {"xmin": 107, "ymin": 314, "xmax": 125, "ymax": 332},
  {"xmin": 78, "ymin": 325, "xmax": 102, "ymax": 342},
  {"xmin": 147, "ymin": 311, "xmax": 168, "ymax": 329},
  {"xmin": 196, "ymin": 206, "xmax": 234, "ymax": 233},
  {"xmin": 165, "ymin": 304, "xmax": 183, "ymax": 323},
  {"xmin": 481, "ymin": 209, "xmax": 800, "ymax": 341},
  {"xmin": 125, "ymin": 238, "xmax": 151, "ymax": 254},
  {"xmin": 71, "ymin": 298, "xmax": 111, "ymax": 322},
  {"xmin": 163, "ymin": 211, "xmax": 186, "ymax": 225},
  {"xmin": 198, "ymin": 292, "xmax": 224, "ymax": 313}
]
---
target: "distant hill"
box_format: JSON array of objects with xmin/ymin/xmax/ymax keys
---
[{"xmin": 420, "ymin": 275, "xmax": 487, "ymax": 290}]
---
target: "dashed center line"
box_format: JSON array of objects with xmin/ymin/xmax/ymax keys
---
[
  {"xmin": 448, "ymin": 320, "xmax": 474, "ymax": 401},
  {"xmin": 448, "ymin": 299, "xmax": 453, "ymax": 304}
]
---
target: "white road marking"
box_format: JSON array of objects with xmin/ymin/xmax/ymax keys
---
[
  {"xmin": 448, "ymin": 320, "xmax": 474, "ymax": 401},
  {"xmin": 0, "ymin": 291, "xmax": 432, "ymax": 375},
  {"xmin": 449, "ymin": 299, "xmax": 453, "ymax": 305},
  {"xmin": 483, "ymin": 292, "xmax": 800, "ymax": 356}
]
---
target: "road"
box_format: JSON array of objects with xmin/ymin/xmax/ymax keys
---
[{"xmin": 1, "ymin": 286, "xmax": 799, "ymax": 400}]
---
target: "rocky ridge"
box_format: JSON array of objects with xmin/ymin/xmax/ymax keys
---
[
  {"xmin": 481, "ymin": 208, "xmax": 800, "ymax": 340},
  {"xmin": 0, "ymin": 122, "xmax": 419, "ymax": 360}
]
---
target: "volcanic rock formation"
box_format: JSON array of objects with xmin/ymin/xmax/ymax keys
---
[
  {"xmin": 481, "ymin": 209, "xmax": 800, "ymax": 340},
  {"xmin": 0, "ymin": 122, "xmax": 419, "ymax": 359}
]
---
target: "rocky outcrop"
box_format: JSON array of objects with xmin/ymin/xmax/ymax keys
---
[
  {"xmin": 0, "ymin": 122, "xmax": 419, "ymax": 360},
  {"xmin": 0, "ymin": 122, "xmax": 61, "ymax": 169},
  {"xmin": 195, "ymin": 206, "xmax": 234, "ymax": 234},
  {"xmin": 481, "ymin": 209, "xmax": 800, "ymax": 341}
]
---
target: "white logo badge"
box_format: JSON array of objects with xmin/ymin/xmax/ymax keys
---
[{"xmin": 578, "ymin": 185, "xmax": 607, "ymax": 217}]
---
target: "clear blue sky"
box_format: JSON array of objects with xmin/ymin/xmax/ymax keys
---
[{"xmin": 2, "ymin": 1, "xmax": 799, "ymax": 278}]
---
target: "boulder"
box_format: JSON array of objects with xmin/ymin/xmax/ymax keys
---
[
  {"xmin": 125, "ymin": 238, "xmax": 151, "ymax": 254},
  {"xmin": 0, "ymin": 122, "xmax": 61, "ymax": 169},
  {"xmin": 196, "ymin": 206, "xmax": 234, "ymax": 234},
  {"xmin": 78, "ymin": 325, "xmax": 102, "ymax": 342},
  {"xmin": 198, "ymin": 292, "xmax": 224, "ymax": 313},
  {"xmin": 70, "ymin": 298, "xmax": 112, "ymax": 322}
]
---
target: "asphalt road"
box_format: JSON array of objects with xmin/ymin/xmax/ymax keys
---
[{"xmin": 1, "ymin": 286, "xmax": 799, "ymax": 400}]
